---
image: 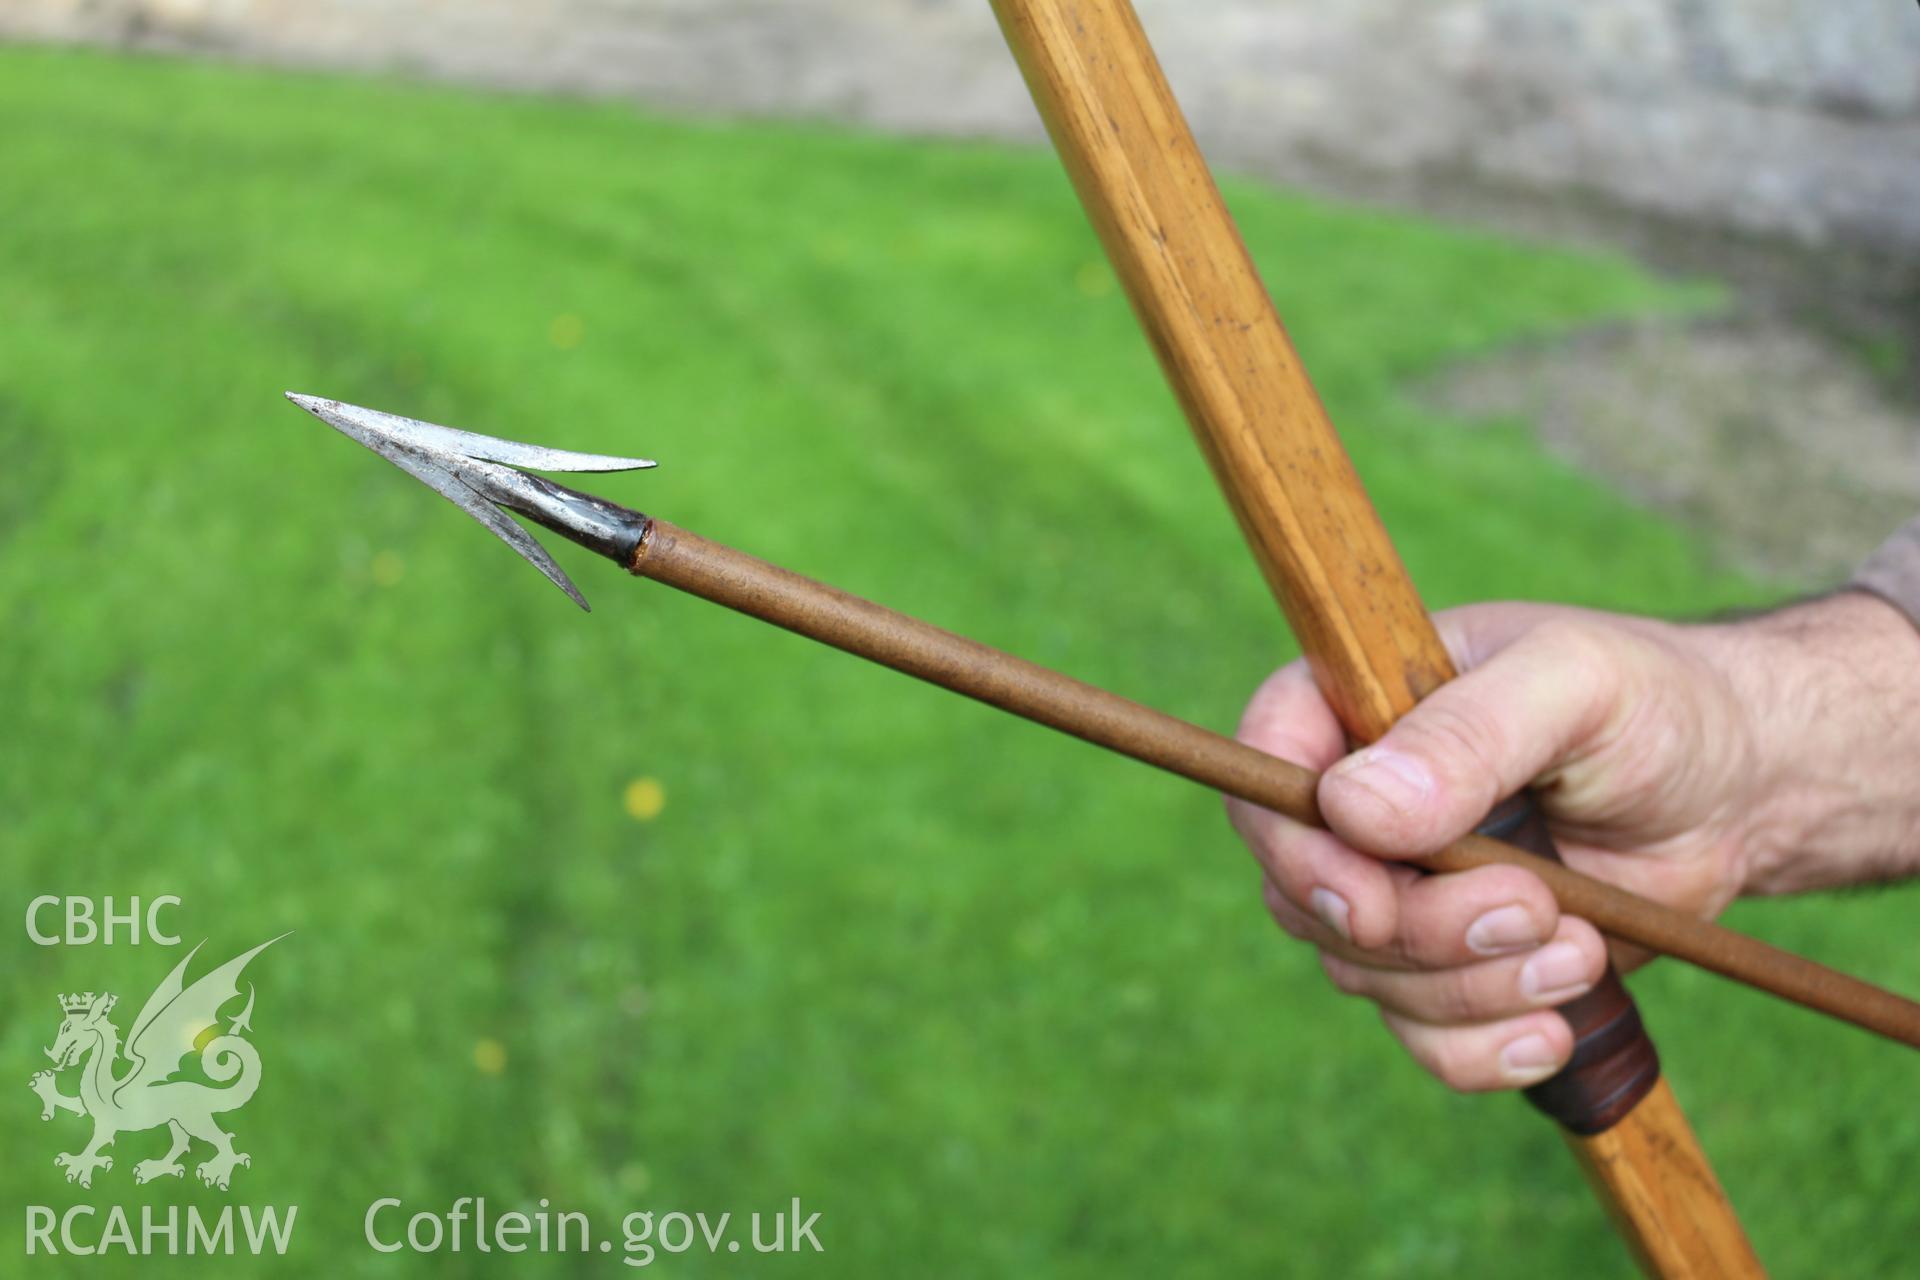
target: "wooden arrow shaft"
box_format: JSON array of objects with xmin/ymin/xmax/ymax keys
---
[
  {"xmin": 628, "ymin": 518, "xmax": 1920, "ymax": 1054},
  {"xmin": 987, "ymin": 1, "xmax": 1761, "ymax": 1273}
]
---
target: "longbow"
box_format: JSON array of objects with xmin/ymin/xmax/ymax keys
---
[{"xmin": 988, "ymin": 2, "xmax": 1764, "ymax": 1274}]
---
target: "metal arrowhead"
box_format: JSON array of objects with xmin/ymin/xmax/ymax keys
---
[{"xmin": 288, "ymin": 393, "xmax": 656, "ymax": 611}]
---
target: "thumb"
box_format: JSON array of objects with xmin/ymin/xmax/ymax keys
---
[{"xmin": 1318, "ymin": 618, "xmax": 1627, "ymax": 857}]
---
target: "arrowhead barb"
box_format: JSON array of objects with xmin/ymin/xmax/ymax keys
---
[{"xmin": 287, "ymin": 393, "xmax": 655, "ymax": 611}]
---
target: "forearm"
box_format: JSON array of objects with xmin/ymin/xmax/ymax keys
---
[{"xmin": 1714, "ymin": 590, "xmax": 1920, "ymax": 895}]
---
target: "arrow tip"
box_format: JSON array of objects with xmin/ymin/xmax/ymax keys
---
[{"xmin": 287, "ymin": 392, "xmax": 655, "ymax": 611}]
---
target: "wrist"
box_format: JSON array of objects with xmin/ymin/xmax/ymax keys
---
[{"xmin": 1714, "ymin": 590, "xmax": 1920, "ymax": 896}]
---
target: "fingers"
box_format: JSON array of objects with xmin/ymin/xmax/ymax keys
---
[
  {"xmin": 1267, "ymin": 840, "xmax": 1597, "ymax": 1090},
  {"xmin": 1257, "ymin": 860, "xmax": 1603, "ymax": 1092},
  {"xmin": 1381, "ymin": 1008, "xmax": 1574, "ymax": 1091},
  {"xmin": 1229, "ymin": 621, "xmax": 1637, "ymax": 1094},
  {"xmin": 1231, "ymin": 659, "xmax": 1347, "ymax": 773},
  {"xmin": 1318, "ymin": 916, "xmax": 1608, "ymax": 1022},
  {"xmin": 1241, "ymin": 814, "xmax": 1407, "ymax": 956},
  {"xmin": 1229, "ymin": 660, "xmax": 1407, "ymax": 950},
  {"xmin": 1255, "ymin": 838, "xmax": 1563, "ymax": 971},
  {"xmin": 1263, "ymin": 873, "xmax": 1591, "ymax": 1091},
  {"xmin": 1317, "ymin": 617, "xmax": 1630, "ymax": 858}
]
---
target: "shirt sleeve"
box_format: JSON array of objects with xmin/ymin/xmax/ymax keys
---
[{"xmin": 1851, "ymin": 518, "xmax": 1920, "ymax": 626}]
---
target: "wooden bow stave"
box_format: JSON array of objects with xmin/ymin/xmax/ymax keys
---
[{"xmin": 988, "ymin": 2, "xmax": 1765, "ymax": 1274}]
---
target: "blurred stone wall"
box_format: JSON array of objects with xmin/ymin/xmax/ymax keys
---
[{"xmin": 8, "ymin": 0, "xmax": 1920, "ymax": 255}]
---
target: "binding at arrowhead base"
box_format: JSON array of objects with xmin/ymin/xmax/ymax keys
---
[{"xmin": 286, "ymin": 393, "xmax": 655, "ymax": 611}]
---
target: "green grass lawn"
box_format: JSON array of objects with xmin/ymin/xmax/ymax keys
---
[{"xmin": 2, "ymin": 44, "xmax": 1915, "ymax": 1277}]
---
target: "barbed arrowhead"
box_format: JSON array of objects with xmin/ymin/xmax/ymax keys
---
[{"xmin": 287, "ymin": 393, "xmax": 655, "ymax": 611}]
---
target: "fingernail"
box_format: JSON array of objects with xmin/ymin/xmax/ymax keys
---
[
  {"xmin": 1329, "ymin": 747, "xmax": 1433, "ymax": 816},
  {"xmin": 1499, "ymin": 1033, "xmax": 1561, "ymax": 1084},
  {"xmin": 1521, "ymin": 941, "xmax": 1593, "ymax": 1003},
  {"xmin": 1308, "ymin": 887, "xmax": 1352, "ymax": 942},
  {"xmin": 1466, "ymin": 903, "xmax": 1541, "ymax": 956}
]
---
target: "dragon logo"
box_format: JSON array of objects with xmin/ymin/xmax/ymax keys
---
[{"xmin": 29, "ymin": 935, "xmax": 284, "ymax": 1190}]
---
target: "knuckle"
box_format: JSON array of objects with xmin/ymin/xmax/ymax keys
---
[
  {"xmin": 1403, "ymin": 700, "xmax": 1505, "ymax": 797},
  {"xmin": 1432, "ymin": 967, "xmax": 1491, "ymax": 1023},
  {"xmin": 1389, "ymin": 894, "xmax": 1461, "ymax": 968},
  {"xmin": 1527, "ymin": 617, "xmax": 1621, "ymax": 703},
  {"xmin": 1478, "ymin": 866, "xmax": 1557, "ymax": 920},
  {"xmin": 1526, "ymin": 615, "xmax": 1599, "ymax": 660},
  {"xmin": 1420, "ymin": 1031, "xmax": 1489, "ymax": 1091},
  {"xmin": 1234, "ymin": 663, "xmax": 1313, "ymax": 753},
  {"xmin": 1388, "ymin": 913, "xmax": 1438, "ymax": 968}
]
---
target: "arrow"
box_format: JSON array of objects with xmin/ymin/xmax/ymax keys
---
[{"xmin": 286, "ymin": 391, "xmax": 1920, "ymax": 1058}]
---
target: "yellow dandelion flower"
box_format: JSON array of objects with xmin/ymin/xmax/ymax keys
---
[
  {"xmin": 623, "ymin": 777, "xmax": 666, "ymax": 822},
  {"xmin": 473, "ymin": 1037, "xmax": 507, "ymax": 1076}
]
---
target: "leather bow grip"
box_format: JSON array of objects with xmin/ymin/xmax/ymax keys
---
[{"xmin": 1478, "ymin": 795, "xmax": 1659, "ymax": 1132}]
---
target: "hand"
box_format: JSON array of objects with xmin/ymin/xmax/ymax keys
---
[{"xmin": 1227, "ymin": 591, "xmax": 1920, "ymax": 1092}]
